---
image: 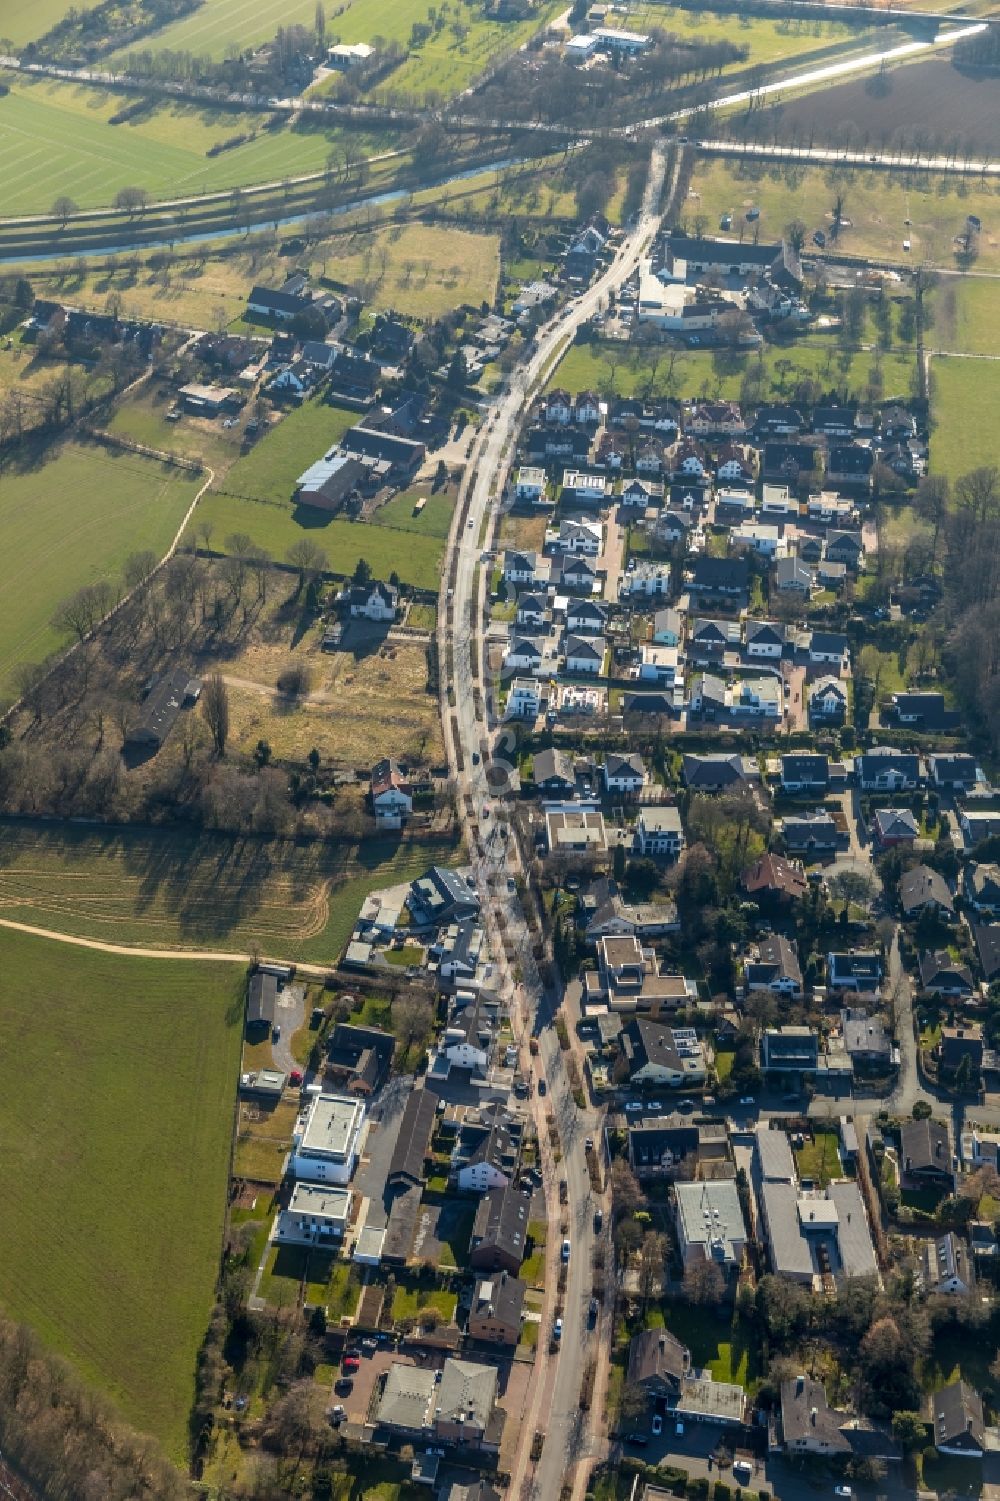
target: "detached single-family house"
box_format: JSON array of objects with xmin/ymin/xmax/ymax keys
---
[
  {"xmin": 533, "ymin": 747, "xmax": 576, "ymax": 797},
  {"xmin": 514, "ymin": 466, "xmax": 546, "ymax": 504},
  {"xmin": 872, "ymin": 807, "xmax": 919, "ymax": 849},
  {"xmin": 825, "ymin": 529, "xmax": 864, "ymax": 570},
  {"xmin": 652, "ymin": 607, "xmax": 682, "ymax": 646},
  {"xmin": 687, "ymin": 556, "xmax": 750, "ymax": 602},
  {"xmin": 900, "ymin": 865, "xmax": 954, "ymax": 920},
  {"xmin": 745, "ymin": 620, "xmax": 784, "ymax": 660},
  {"xmin": 347, "ymin": 579, "xmax": 398, "ymax": 622},
  {"xmin": 626, "ymin": 1329, "xmax": 690, "ymax": 1399},
  {"xmin": 635, "ymin": 805, "xmax": 685, "ymax": 858},
  {"xmin": 857, "ymin": 747, "xmax": 921, "ymax": 792},
  {"xmin": 900, "ymin": 1117, "xmax": 954, "ymax": 1191},
  {"xmin": 809, "ymin": 676, "xmax": 848, "ymax": 723},
  {"xmin": 928, "ymin": 754, "xmax": 981, "ymax": 793},
  {"xmin": 371, "ymin": 759, "xmax": 412, "ymax": 828},
  {"xmin": 564, "ymin": 634, "xmax": 605, "ymax": 675},
  {"xmin": 743, "ymin": 853, "xmax": 808, "ymax": 904},
  {"xmin": 919, "ymin": 952, "xmax": 973, "ymax": 997},
  {"xmin": 827, "ymin": 951, "xmax": 883, "ymax": 992},
  {"xmin": 506, "ymin": 677, "xmax": 541, "ymax": 721},
  {"xmin": 682, "ymin": 753, "xmax": 758, "ymax": 793},
  {"xmin": 619, "ymin": 1018, "xmax": 707, "ymax": 1087},
  {"xmin": 566, "ymin": 599, "xmax": 607, "ymax": 635},
  {"xmin": 558, "ymin": 517, "xmax": 602, "ymax": 555},
  {"xmin": 468, "ymin": 1272, "xmax": 525, "ymax": 1346},
  {"xmin": 826, "ymin": 444, "xmax": 874, "ymax": 490},
  {"xmin": 780, "ymin": 753, "xmax": 829, "ymax": 795},
  {"xmin": 808, "ymin": 631, "xmax": 850, "ymax": 669},
  {"xmin": 966, "ymin": 864, "xmax": 1000, "ymax": 918},
  {"xmin": 604, "ymin": 752, "xmax": 645, "ymax": 796},
  {"xmin": 934, "ymin": 1382, "xmax": 985, "ymax": 1459},
  {"xmin": 745, "ymin": 935, "xmax": 803, "ymax": 997},
  {"xmin": 503, "ymin": 550, "xmax": 540, "ymax": 586}
]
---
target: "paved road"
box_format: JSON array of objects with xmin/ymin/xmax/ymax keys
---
[{"xmin": 438, "ymin": 141, "xmax": 675, "ymax": 1501}]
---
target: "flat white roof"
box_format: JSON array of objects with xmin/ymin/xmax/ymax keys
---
[
  {"xmin": 300, "ymin": 1093, "xmax": 365, "ymax": 1159},
  {"xmin": 288, "ymin": 1182, "xmax": 352, "ymax": 1219}
]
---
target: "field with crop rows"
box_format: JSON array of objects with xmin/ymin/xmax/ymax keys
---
[
  {"xmin": 0, "ymin": 74, "xmax": 396, "ymax": 212},
  {"xmin": 0, "ymin": 821, "xmax": 455, "ymax": 961}
]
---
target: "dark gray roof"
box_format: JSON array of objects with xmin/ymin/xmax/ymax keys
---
[
  {"xmin": 627, "ymin": 1328, "xmax": 689, "ymax": 1389},
  {"xmin": 975, "ymin": 924, "xmax": 1000, "ymax": 982},
  {"xmin": 780, "ymin": 1377, "xmax": 851, "ymax": 1453},
  {"xmin": 900, "ymin": 865, "xmax": 954, "ymax": 915},
  {"xmin": 534, "ymin": 747, "xmax": 575, "ymax": 786},
  {"xmin": 900, "ymin": 1117, "xmax": 950, "ymax": 1174},
  {"xmin": 781, "ymin": 753, "xmax": 829, "ymax": 782},
  {"xmin": 470, "ymin": 1184, "xmax": 529, "ymax": 1267},
  {"xmin": 934, "ymin": 1380, "xmax": 985, "ymax": 1450},
  {"xmin": 919, "ymin": 951, "xmax": 973, "ymax": 991},
  {"xmin": 247, "ymin": 971, "xmax": 277, "ymax": 1026},
  {"xmin": 387, "ymin": 1088, "xmax": 438, "ymax": 1188}
]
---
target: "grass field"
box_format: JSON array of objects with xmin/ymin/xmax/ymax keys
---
[
  {"xmin": 929, "ymin": 354, "xmax": 1000, "ymax": 479},
  {"xmin": 0, "ymin": 821, "xmax": 457, "ymax": 961},
  {"xmin": 930, "ymin": 277, "xmax": 1000, "ymax": 356},
  {"xmin": 0, "ymin": 440, "xmax": 202, "ymax": 698},
  {"xmin": 629, "ymin": 3, "xmax": 871, "ymax": 67},
  {"xmin": 109, "ymin": 384, "xmax": 248, "ymax": 475},
  {"xmin": 549, "ymin": 335, "xmax": 917, "ymax": 405},
  {"xmin": 686, "ymin": 156, "xmax": 1000, "ymax": 273},
  {"xmin": 216, "ymin": 398, "xmax": 359, "ymax": 505},
  {"xmin": 321, "ymin": 222, "xmax": 499, "ymax": 319},
  {"xmin": 0, "ymin": 74, "xmax": 396, "ymax": 212},
  {"xmin": 192, "ymin": 493, "xmax": 449, "ymax": 589},
  {"xmin": 0, "ymin": 927, "xmax": 242, "ymax": 1456},
  {"xmin": 0, "ymin": 0, "xmax": 79, "ymax": 45}
]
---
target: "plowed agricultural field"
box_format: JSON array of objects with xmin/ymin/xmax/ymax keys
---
[{"xmin": 0, "ymin": 822, "xmax": 457, "ymax": 962}]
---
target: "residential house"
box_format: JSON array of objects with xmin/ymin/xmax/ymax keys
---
[
  {"xmin": 686, "ymin": 555, "xmax": 750, "ymax": 603},
  {"xmin": 467, "ymin": 1272, "xmax": 525, "ymax": 1346},
  {"xmin": 371, "ymin": 759, "xmax": 412, "ymax": 829},
  {"xmin": 966, "ymin": 864, "xmax": 1000, "ymax": 918},
  {"xmin": 604, "ymin": 752, "xmax": 645, "ymax": 796},
  {"xmin": 827, "ymin": 951, "xmax": 883, "ymax": 992},
  {"xmin": 889, "ymin": 693, "xmax": 962, "ymax": 733},
  {"xmin": 575, "ymin": 389, "xmax": 602, "ymax": 426},
  {"xmin": 746, "ymin": 620, "xmax": 785, "ymax": 660},
  {"xmin": 745, "ymin": 935, "xmax": 803, "ymax": 997},
  {"xmin": 729, "ymin": 675, "xmax": 782, "ymax": 721},
  {"xmin": 975, "ymin": 924, "xmax": 1000, "ymax": 983},
  {"xmin": 636, "ymin": 438, "xmax": 666, "ymax": 476},
  {"xmin": 687, "ymin": 400, "xmax": 744, "ymax": 439},
  {"xmin": 669, "ymin": 437, "xmax": 709, "ymax": 480},
  {"xmin": 442, "ymin": 999, "xmax": 494, "ymax": 1072},
  {"xmin": 584, "ymin": 933, "xmax": 697, "ymax": 1013},
  {"xmin": 899, "ymin": 1117, "xmax": 954, "ymax": 1191},
  {"xmin": 760, "ymin": 483, "xmax": 799, "ymax": 519},
  {"xmin": 652, "ymin": 607, "xmax": 682, "ymax": 646},
  {"xmin": 584, "ymin": 890, "xmax": 680, "ymax": 942},
  {"xmin": 807, "ymin": 631, "xmax": 850, "ymax": 669},
  {"xmin": 781, "ymin": 753, "xmax": 829, "ymax": 795},
  {"xmin": 742, "ymin": 853, "xmax": 808, "ymax": 904},
  {"xmin": 620, "ymin": 476, "xmax": 663, "ymax": 509},
  {"xmin": 453, "ymin": 1107, "xmax": 520, "ymax": 1193},
  {"xmin": 933, "ymin": 1381, "xmax": 985, "ymax": 1459},
  {"xmin": 857, "ymin": 747, "xmax": 921, "ymax": 792},
  {"xmin": 899, "ymin": 865, "xmax": 954, "ymax": 920},
  {"xmin": 755, "ymin": 404, "xmax": 804, "ymax": 436},
  {"xmin": 558, "ymin": 555, "xmax": 599, "ymax": 594},
  {"xmin": 503, "ymin": 550, "xmax": 541, "ymax": 586},
  {"xmin": 715, "ymin": 489, "xmax": 756, "ymax": 527},
  {"xmin": 506, "ymin": 677, "xmax": 541, "ymax": 721},
  {"xmin": 813, "ymin": 406, "xmax": 857, "ymax": 438},
  {"xmin": 942, "ymin": 1024, "xmax": 984, "ymax": 1075},
  {"xmin": 626, "ymin": 1330, "xmax": 691, "ymax": 1399},
  {"xmin": 620, "ymin": 560, "xmax": 671, "ymax": 599},
  {"xmin": 514, "ymin": 466, "xmax": 546, "ymax": 504},
  {"xmin": 545, "ymin": 805, "xmax": 608, "ymax": 857},
  {"xmin": 716, "ymin": 442, "xmax": 755, "ymax": 486},
  {"xmin": 881, "ymin": 404, "xmax": 918, "ymax": 441},
  {"xmin": 761, "ymin": 441, "xmax": 818, "ymax": 487},
  {"xmin": 247, "ymin": 970, "xmax": 277, "ymax": 1031},
  {"xmin": 732, "ymin": 521, "xmax": 783, "ymax": 559},
  {"xmin": 815, "ymin": 558, "xmax": 848, "ymax": 590},
  {"xmin": 918, "ymin": 952, "xmax": 973, "ymax": 997},
  {"xmin": 825, "ymin": 530, "xmax": 865, "ymax": 570},
  {"xmin": 348, "ymin": 579, "xmax": 398, "ymax": 622},
  {"xmin": 928, "ymin": 753, "xmax": 981, "ymax": 793},
  {"xmin": 635, "ymin": 805, "xmax": 685, "ymax": 859},
  {"xmin": 826, "ymin": 444, "xmax": 874, "ymax": 490},
  {"xmin": 515, "ymin": 593, "xmax": 547, "ymax": 628},
  {"xmin": 408, "ymin": 867, "xmax": 480, "ymax": 926},
  {"xmin": 776, "ymin": 1378, "xmax": 849, "ymax": 1458},
  {"xmin": 434, "ymin": 920, "xmax": 486, "ymax": 987},
  {"xmin": 533, "ymin": 747, "xmax": 577, "ymax": 797},
  {"xmin": 841, "ymin": 1009, "xmax": 892, "ymax": 1071},
  {"xmin": 688, "ymin": 672, "xmax": 727, "ymax": 719},
  {"xmin": 505, "ymin": 637, "xmax": 545, "ymax": 674},
  {"xmin": 638, "ymin": 646, "xmax": 682, "ymax": 691},
  {"xmin": 564, "ymin": 634, "xmax": 605, "ymax": 675},
  {"xmin": 809, "ymin": 676, "xmax": 848, "ymax": 723},
  {"xmin": 544, "ymin": 389, "xmax": 573, "ymax": 425},
  {"xmin": 562, "ymin": 469, "xmax": 609, "ymax": 504},
  {"xmin": 247, "ymin": 281, "xmax": 315, "ymax": 321},
  {"xmin": 762, "ymin": 1026, "xmax": 819, "ymax": 1073},
  {"xmin": 759, "ymin": 1177, "xmax": 877, "ymax": 1288},
  {"xmin": 673, "ymin": 1180, "xmax": 747, "ymax": 1270},
  {"xmin": 386, "ymin": 1088, "xmax": 437, "ymax": 1190},
  {"xmin": 619, "ymin": 1018, "xmax": 707, "ymax": 1088},
  {"xmin": 567, "ymin": 599, "xmax": 608, "ymax": 635},
  {"xmin": 682, "ymin": 753, "xmax": 758, "ymax": 792},
  {"xmin": 469, "ymin": 1184, "xmax": 529, "ymax": 1275},
  {"xmin": 558, "ymin": 517, "xmax": 602, "ymax": 555},
  {"xmin": 376, "ymin": 1358, "xmax": 502, "ymax": 1451},
  {"xmin": 872, "ymin": 807, "xmax": 919, "ymax": 848},
  {"xmin": 689, "ymin": 617, "xmax": 740, "ymax": 658},
  {"xmin": 628, "ymin": 1116, "xmax": 702, "ymax": 1178},
  {"xmin": 782, "ymin": 811, "xmax": 840, "ymax": 856},
  {"xmin": 325, "ymin": 1023, "xmax": 394, "ymax": 1096},
  {"xmin": 125, "ymin": 667, "xmax": 199, "ymax": 752}
]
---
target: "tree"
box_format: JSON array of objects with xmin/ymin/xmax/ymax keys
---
[
  {"xmin": 353, "ymin": 556, "xmax": 372, "ymax": 587},
  {"xmin": 637, "ymin": 1230, "xmax": 667, "ymax": 1308},
  {"xmin": 315, "ymin": 0, "xmax": 326, "ymax": 45},
  {"xmin": 202, "ymin": 673, "xmax": 230, "ymax": 757},
  {"xmin": 52, "ymin": 195, "xmax": 78, "ymax": 227},
  {"xmin": 392, "ymin": 994, "xmax": 435, "ymax": 1060},
  {"xmin": 290, "ymin": 304, "xmax": 329, "ymax": 340},
  {"xmin": 785, "ymin": 218, "xmax": 807, "ymax": 254},
  {"xmin": 912, "ymin": 1099, "xmax": 932, "ymax": 1121},
  {"xmin": 891, "ymin": 1410, "xmax": 927, "ymax": 1451},
  {"xmin": 610, "ymin": 1157, "xmax": 646, "ymax": 1218},
  {"xmin": 285, "ymin": 539, "xmax": 328, "ymax": 597},
  {"xmin": 829, "ymin": 868, "xmax": 877, "ymax": 913},
  {"xmin": 113, "ymin": 186, "xmax": 149, "ymax": 218},
  {"xmin": 682, "ymin": 1257, "xmax": 724, "ymax": 1305}
]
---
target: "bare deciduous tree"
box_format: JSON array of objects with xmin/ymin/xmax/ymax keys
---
[{"xmin": 201, "ymin": 673, "xmax": 230, "ymax": 757}]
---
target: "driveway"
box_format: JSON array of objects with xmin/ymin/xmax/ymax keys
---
[{"xmin": 272, "ymin": 983, "xmax": 305, "ymax": 1074}]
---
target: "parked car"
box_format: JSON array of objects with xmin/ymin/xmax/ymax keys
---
[
  {"xmin": 342, "ymin": 1355, "xmax": 360, "ymax": 1374},
  {"xmin": 651, "ymin": 1415, "xmax": 663, "ymax": 1436},
  {"xmin": 553, "ymin": 1318, "xmax": 563, "ymax": 1340},
  {"xmin": 593, "ymin": 1208, "xmax": 603, "ymax": 1232},
  {"xmin": 561, "ymin": 1238, "xmax": 571, "ymax": 1262},
  {"xmin": 334, "ymin": 1378, "xmax": 353, "ymax": 1396}
]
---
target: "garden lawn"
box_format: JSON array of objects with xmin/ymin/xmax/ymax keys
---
[
  {"xmin": 0, "ymin": 74, "xmax": 394, "ymax": 212},
  {"xmin": 0, "ymin": 928, "xmax": 242, "ymax": 1457},
  {"xmin": 794, "ymin": 1129, "xmax": 842, "ymax": 1186},
  {"xmin": 0, "ymin": 440, "xmax": 202, "ymax": 696},
  {"xmin": 932, "ymin": 277, "xmax": 1000, "ymax": 357},
  {"xmin": 923, "ymin": 1312, "xmax": 1000, "ymax": 1404},
  {"xmin": 391, "ymin": 1283, "xmax": 458, "ymax": 1321},
  {"xmin": 375, "ymin": 486, "xmax": 457, "ymax": 538},
  {"xmin": 659, "ymin": 1302, "xmax": 758, "ymax": 1388},
  {"xmin": 0, "ymin": 821, "xmax": 457, "ymax": 964},
  {"xmin": 218, "ymin": 399, "xmax": 359, "ymax": 504},
  {"xmin": 930, "ymin": 355, "xmax": 1000, "ymax": 480}
]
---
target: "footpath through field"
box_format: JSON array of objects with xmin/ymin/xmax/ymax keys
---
[{"xmin": 0, "ymin": 916, "xmax": 331, "ymax": 975}]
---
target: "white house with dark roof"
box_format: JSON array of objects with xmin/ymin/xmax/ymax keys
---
[
  {"xmin": 603, "ymin": 752, "xmax": 645, "ymax": 795},
  {"xmin": 564, "ymin": 634, "xmax": 605, "ymax": 675}
]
